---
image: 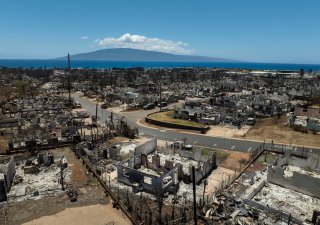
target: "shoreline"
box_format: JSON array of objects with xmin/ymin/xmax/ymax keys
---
[{"xmin": 1, "ymin": 59, "xmax": 320, "ymax": 71}]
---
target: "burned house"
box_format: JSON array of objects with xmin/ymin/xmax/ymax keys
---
[
  {"xmin": 167, "ymin": 141, "xmax": 217, "ymax": 184},
  {"xmin": 0, "ymin": 158, "xmax": 16, "ymax": 202},
  {"xmin": 232, "ymin": 147, "xmax": 320, "ymax": 224},
  {"xmin": 117, "ymin": 139, "xmax": 217, "ymax": 196},
  {"xmin": 267, "ymin": 150, "xmax": 320, "ymax": 199},
  {"xmin": 174, "ymin": 105, "xmax": 204, "ymax": 121},
  {"xmin": 288, "ymin": 106, "xmax": 320, "ymax": 132},
  {"xmin": 117, "ymin": 139, "xmax": 183, "ymax": 195}
]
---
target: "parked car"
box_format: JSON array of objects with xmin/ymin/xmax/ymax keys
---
[
  {"xmin": 246, "ymin": 117, "xmax": 256, "ymax": 125},
  {"xmin": 143, "ymin": 103, "xmax": 155, "ymax": 110},
  {"xmin": 158, "ymin": 102, "xmax": 168, "ymax": 107}
]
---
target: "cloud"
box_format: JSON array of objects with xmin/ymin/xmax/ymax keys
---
[
  {"xmin": 81, "ymin": 36, "xmax": 89, "ymax": 40},
  {"xmin": 95, "ymin": 33, "xmax": 193, "ymax": 54}
]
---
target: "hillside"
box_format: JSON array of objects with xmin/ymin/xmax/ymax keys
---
[{"xmin": 56, "ymin": 48, "xmax": 238, "ymax": 62}]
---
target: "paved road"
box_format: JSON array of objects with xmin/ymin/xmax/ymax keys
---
[{"xmin": 72, "ymin": 93, "xmax": 320, "ymax": 156}]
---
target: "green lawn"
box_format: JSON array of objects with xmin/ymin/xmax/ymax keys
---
[
  {"xmin": 147, "ymin": 110, "xmax": 207, "ymax": 128},
  {"xmin": 257, "ymin": 152, "xmax": 277, "ymax": 163}
]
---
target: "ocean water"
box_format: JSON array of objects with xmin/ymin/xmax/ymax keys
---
[{"xmin": 0, "ymin": 59, "xmax": 320, "ymax": 71}]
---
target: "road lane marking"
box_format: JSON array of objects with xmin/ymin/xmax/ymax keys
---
[
  {"xmin": 212, "ymin": 143, "xmax": 217, "ymax": 147},
  {"xmin": 193, "ymin": 141, "xmax": 198, "ymax": 144},
  {"xmin": 231, "ymin": 146, "xmax": 235, "ymax": 150},
  {"xmin": 248, "ymin": 147, "xmax": 252, "ymax": 152}
]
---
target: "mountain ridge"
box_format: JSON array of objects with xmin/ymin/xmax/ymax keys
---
[{"xmin": 55, "ymin": 48, "xmax": 240, "ymax": 62}]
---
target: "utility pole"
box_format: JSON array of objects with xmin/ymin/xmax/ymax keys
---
[
  {"xmin": 67, "ymin": 53, "xmax": 71, "ymax": 106},
  {"xmin": 60, "ymin": 156, "xmax": 65, "ymax": 191},
  {"xmin": 202, "ymin": 179, "xmax": 208, "ymax": 206},
  {"xmin": 95, "ymin": 103, "xmax": 98, "ymax": 123},
  {"xmin": 192, "ymin": 166, "xmax": 197, "ymax": 225},
  {"xmin": 95, "ymin": 103, "xmax": 99, "ymax": 146},
  {"xmin": 159, "ymin": 79, "xmax": 162, "ymax": 112}
]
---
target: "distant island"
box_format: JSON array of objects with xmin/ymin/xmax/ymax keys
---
[{"xmin": 55, "ymin": 48, "xmax": 239, "ymax": 62}]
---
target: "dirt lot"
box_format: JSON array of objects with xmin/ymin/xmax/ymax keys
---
[
  {"xmin": 244, "ymin": 116, "xmax": 320, "ymax": 147},
  {"xmin": 205, "ymin": 125, "xmax": 251, "ymax": 138},
  {"xmin": 0, "ymin": 134, "xmax": 10, "ymax": 154},
  {"xmin": 203, "ymin": 150, "xmax": 252, "ymax": 195},
  {"xmin": 22, "ymin": 203, "xmax": 131, "ymax": 225},
  {"xmin": 0, "ymin": 147, "xmax": 130, "ymax": 225},
  {"xmin": 219, "ymin": 151, "xmax": 250, "ymax": 171}
]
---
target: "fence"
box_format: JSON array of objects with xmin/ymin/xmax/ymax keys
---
[
  {"xmin": 200, "ymin": 141, "xmax": 318, "ymax": 224},
  {"xmin": 72, "ymin": 139, "xmax": 319, "ymax": 224},
  {"xmin": 200, "ymin": 142, "xmax": 266, "ymax": 206},
  {"xmin": 72, "ymin": 140, "xmax": 194, "ymax": 225}
]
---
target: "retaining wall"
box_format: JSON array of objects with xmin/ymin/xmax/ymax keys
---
[
  {"xmin": 134, "ymin": 139, "xmax": 157, "ymax": 155},
  {"xmin": 145, "ymin": 112, "xmax": 210, "ymax": 133}
]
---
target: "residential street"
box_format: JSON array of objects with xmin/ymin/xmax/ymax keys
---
[{"xmin": 72, "ymin": 93, "xmax": 320, "ymax": 155}]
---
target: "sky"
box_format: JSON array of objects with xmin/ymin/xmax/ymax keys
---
[{"xmin": 0, "ymin": 0, "xmax": 320, "ymax": 64}]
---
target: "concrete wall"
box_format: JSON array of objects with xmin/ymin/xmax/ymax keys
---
[
  {"xmin": 179, "ymin": 148, "xmax": 208, "ymax": 162},
  {"xmin": 163, "ymin": 144, "xmax": 175, "ymax": 155},
  {"xmin": 117, "ymin": 149, "xmax": 183, "ymax": 195},
  {"xmin": 117, "ymin": 164, "xmax": 162, "ymax": 194},
  {"xmin": 134, "ymin": 139, "xmax": 157, "ymax": 155},
  {"xmin": 0, "ymin": 180, "xmax": 7, "ymax": 202},
  {"xmin": 194, "ymin": 148, "xmax": 209, "ymax": 162},
  {"xmin": 128, "ymin": 153, "xmax": 141, "ymax": 169},
  {"xmin": 267, "ymin": 165, "xmax": 320, "ymax": 199},
  {"xmin": 246, "ymin": 181, "xmax": 265, "ymax": 199},
  {"xmin": 161, "ymin": 164, "xmax": 182, "ymax": 193},
  {"xmin": 277, "ymin": 152, "xmax": 320, "ymax": 171},
  {"xmin": 117, "ymin": 163, "xmax": 182, "ymax": 195},
  {"xmin": 190, "ymin": 153, "xmax": 217, "ymax": 184},
  {"xmin": 0, "ymin": 158, "xmax": 15, "ymax": 202},
  {"xmin": 4, "ymin": 158, "xmax": 15, "ymax": 191},
  {"xmin": 178, "ymin": 147, "xmax": 217, "ymax": 184},
  {"xmin": 179, "ymin": 149, "xmax": 193, "ymax": 159},
  {"xmin": 109, "ymin": 148, "xmax": 122, "ymax": 161}
]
